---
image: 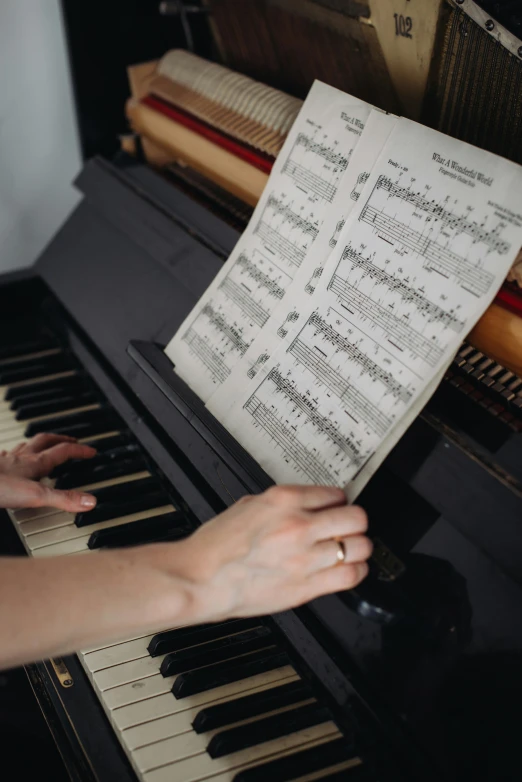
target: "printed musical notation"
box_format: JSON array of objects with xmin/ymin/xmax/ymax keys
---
[
  {"xmin": 244, "ymin": 367, "xmax": 366, "ymax": 486},
  {"xmin": 350, "ymin": 171, "xmax": 369, "ymax": 202},
  {"xmin": 166, "ymin": 82, "xmax": 373, "ymax": 402},
  {"xmin": 209, "ymin": 115, "xmax": 522, "ymax": 493},
  {"xmin": 329, "ymin": 219, "xmax": 345, "ymax": 249},
  {"xmin": 282, "ymin": 133, "xmax": 349, "ymax": 203},
  {"xmin": 254, "ymin": 194, "xmax": 319, "ymax": 269},
  {"xmin": 180, "ymin": 251, "xmax": 291, "ymax": 386},
  {"xmin": 359, "ymin": 174, "xmax": 505, "ymax": 297}
]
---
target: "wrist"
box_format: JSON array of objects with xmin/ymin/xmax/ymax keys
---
[{"xmin": 135, "ymin": 540, "xmax": 216, "ymax": 627}]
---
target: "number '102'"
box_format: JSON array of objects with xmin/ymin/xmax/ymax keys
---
[{"xmin": 394, "ymin": 14, "xmax": 413, "ymax": 38}]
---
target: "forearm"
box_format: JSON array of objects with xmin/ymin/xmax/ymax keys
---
[{"xmin": 0, "ymin": 543, "xmax": 197, "ymax": 669}]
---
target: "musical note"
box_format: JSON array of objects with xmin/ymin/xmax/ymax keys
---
[
  {"xmin": 282, "ymin": 133, "xmax": 349, "ymax": 203},
  {"xmin": 254, "ymin": 195, "xmax": 319, "ymax": 269}
]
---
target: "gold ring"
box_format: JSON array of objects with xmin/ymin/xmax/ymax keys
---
[{"xmin": 335, "ymin": 540, "xmax": 346, "ymax": 564}]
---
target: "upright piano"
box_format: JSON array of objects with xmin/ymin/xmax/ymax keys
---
[
  {"xmin": 1, "ymin": 1, "xmax": 522, "ymax": 780},
  {"xmin": 0, "ymin": 154, "xmax": 520, "ymax": 782}
]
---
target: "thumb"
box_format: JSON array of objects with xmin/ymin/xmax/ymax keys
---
[{"xmin": 38, "ymin": 485, "xmax": 97, "ymax": 513}]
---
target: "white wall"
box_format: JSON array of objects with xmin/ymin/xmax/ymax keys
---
[{"xmin": 0, "ymin": 0, "xmax": 81, "ymax": 273}]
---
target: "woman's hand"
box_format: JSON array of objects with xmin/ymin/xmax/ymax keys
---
[
  {"xmin": 0, "ymin": 434, "xmax": 97, "ymax": 512},
  {"xmin": 172, "ymin": 484, "xmax": 372, "ymax": 621}
]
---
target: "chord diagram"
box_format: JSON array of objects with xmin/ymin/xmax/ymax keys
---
[
  {"xmin": 305, "ymin": 266, "xmax": 323, "ymax": 295},
  {"xmin": 282, "ymin": 133, "xmax": 348, "ymax": 203},
  {"xmin": 341, "ymin": 245, "xmax": 465, "ymax": 333},
  {"xmin": 376, "ymin": 176, "xmax": 510, "ymax": 253},
  {"xmin": 328, "ymin": 274, "xmax": 444, "ymax": 367},
  {"xmin": 247, "ymin": 352, "xmax": 269, "ymax": 380},
  {"xmin": 350, "ymin": 171, "xmax": 369, "ymax": 202},
  {"xmin": 329, "ymin": 219, "xmax": 345, "ymax": 249},
  {"xmin": 254, "ymin": 196, "xmax": 318, "ymax": 268},
  {"xmin": 277, "ymin": 310, "xmax": 300, "ymax": 339}
]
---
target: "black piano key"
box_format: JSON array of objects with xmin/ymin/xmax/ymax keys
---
[
  {"xmin": 0, "ymin": 354, "xmax": 75, "ymax": 385},
  {"xmin": 0, "ymin": 338, "xmax": 55, "ymax": 362},
  {"xmin": 84, "ymin": 475, "xmax": 161, "ymax": 504},
  {"xmin": 232, "ymin": 736, "xmax": 356, "ymax": 782},
  {"xmin": 82, "ymin": 433, "xmax": 133, "ymax": 452},
  {"xmin": 56, "ymin": 454, "xmax": 146, "ymax": 489},
  {"xmin": 315, "ymin": 768, "xmax": 371, "ymax": 781},
  {"xmin": 76, "ymin": 490, "xmax": 170, "ymax": 528},
  {"xmin": 75, "ymin": 477, "xmax": 170, "ymax": 527},
  {"xmin": 148, "ymin": 619, "xmax": 262, "ymax": 657},
  {"xmin": 87, "ymin": 511, "xmax": 192, "ymax": 549},
  {"xmin": 10, "ymin": 378, "xmax": 93, "ymax": 410},
  {"xmin": 172, "ymin": 649, "xmax": 290, "ymax": 699},
  {"xmin": 5, "ymin": 373, "xmax": 86, "ymax": 401},
  {"xmin": 160, "ymin": 626, "xmax": 274, "ymax": 677},
  {"xmin": 25, "ymin": 408, "xmax": 120, "ymax": 438},
  {"xmin": 193, "ymin": 679, "xmax": 312, "ymax": 734},
  {"xmin": 207, "ymin": 702, "xmax": 332, "ymax": 758},
  {"xmin": 50, "ymin": 436, "xmax": 136, "ymax": 479},
  {"xmin": 15, "ymin": 392, "xmax": 98, "ymax": 420}
]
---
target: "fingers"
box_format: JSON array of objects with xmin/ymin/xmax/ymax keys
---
[
  {"xmin": 264, "ymin": 484, "xmax": 346, "ymax": 511},
  {"xmin": 37, "ymin": 484, "xmax": 97, "ymax": 513},
  {"xmin": 306, "ymin": 504, "xmax": 368, "ymax": 543},
  {"xmin": 36, "ymin": 443, "xmax": 97, "ymax": 477},
  {"xmin": 305, "ymin": 561, "xmax": 369, "ymax": 601},
  {"xmin": 307, "ymin": 535, "xmax": 373, "ymax": 573},
  {"xmin": 0, "ymin": 476, "xmax": 96, "ymax": 512},
  {"xmin": 24, "ymin": 433, "xmax": 78, "ymax": 454}
]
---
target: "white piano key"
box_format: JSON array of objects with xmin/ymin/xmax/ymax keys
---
[
  {"xmin": 84, "ymin": 635, "xmax": 158, "ymax": 673},
  {"xmin": 0, "ymin": 348, "xmax": 62, "ymax": 366},
  {"xmin": 104, "ymin": 671, "xmax": 177, "ymax": 709},
  {"xmin": 81, "ymin": 631, "xmax": 155, "ymax": 655},
  {"xmin": 106, "ymin": 666, "xmax": 296, "ymax": 719},
  {"xmin": 135, "ymin": 721, "xmax": 337, "ymax": 776},
  {"xmin": 94, "ymin": 654, "xmax": 166, "ymax": 691},
  {"xmin": 14, "ymin": 470, "xmax": 148, "ymax": 526},
  {"xmin": 111, "ymin": 670, "xmax": 297, "ymax": 731},
  {"xmin": 25, "ymin": 505, "xmax": 173, "ymax": 550},
  {"xmin": 31, "ymin": 535, "xmax": 92, "ymax": 557},
  {"xmin": 0, "ymin": 370, "xmax": 77, "ymax": 393},
  {"xmin": 124, "ymin": 691, "xmax": 312, "ymax": 752}
]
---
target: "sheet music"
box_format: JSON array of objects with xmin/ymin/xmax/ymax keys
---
[
  {"xmin": 208, "ymin": 109, "xmax": 397, "ymax": 408},
  {"xmin": 209, "ymin": 117, "xmax": 522, "ymax": 494},
  {"xmin": 164, "ymin": 81, "xmax": 372, "ymax": 402}
]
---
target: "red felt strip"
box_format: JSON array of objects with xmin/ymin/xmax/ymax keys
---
[{"xmin": 142, "ymin": 94, "xmax": 274, "ymax": 174}]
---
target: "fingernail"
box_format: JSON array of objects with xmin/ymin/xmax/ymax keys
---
[{"xmin": 80, "ymin": 494, "xmax": 96, "ymax": 508}]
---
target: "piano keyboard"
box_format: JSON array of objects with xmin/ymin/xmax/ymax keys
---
[{"xmin": 1, "ymin": 328, "xmax": 368, "ymax": 782}]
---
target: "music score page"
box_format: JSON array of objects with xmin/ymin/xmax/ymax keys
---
[
  {"xmin": 207, "ymin": 117, "xmax": 522, "ymax": 495},
  {"xmin": 164, "ymin": 81, "xmax": 372, "ymax": 402}
]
